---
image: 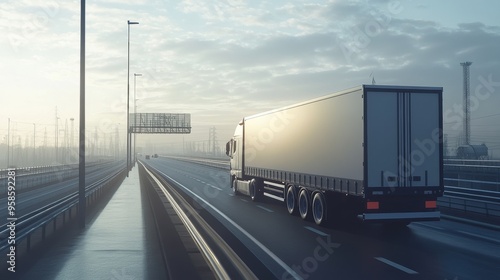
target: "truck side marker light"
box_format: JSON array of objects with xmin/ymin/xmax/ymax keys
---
[
  {"xmin": 425, "ymin": 200, "xmax": 437, "ymax": 209},
  {"xmin": 367, "ymin": 201, "xmax": 379, "ymax": 210}
]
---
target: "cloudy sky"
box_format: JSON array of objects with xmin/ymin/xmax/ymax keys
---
[{"xmin": 1, "ymin": 0, "xmax": 500, "ymax": 159}]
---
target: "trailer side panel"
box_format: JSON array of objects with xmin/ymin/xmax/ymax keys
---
[{"xmin": 244, "ymin": 88, "xmax": 364, "ymax": 195}]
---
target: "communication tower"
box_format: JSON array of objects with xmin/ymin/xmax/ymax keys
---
[{"xmin": 460, "ymin": 61, "xmax": 472, "ymax": 145}]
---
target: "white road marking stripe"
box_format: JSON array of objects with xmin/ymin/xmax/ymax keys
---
[
  {"xmin": 144, "ymin": 166, "xmax": 231, "ymax": 279},
  {"xmin": 304, "ymin": 226, "xmax": 329, "ymax": 237},
  {"xmin": 375, "ymin": 257, "xmax": 418, "ymax": 274},
  {"xmin": 257, "ymin": 205, "xmax": 274, "ymax": 213},
  {"xmin": 457, "ymin": 230, "xmax": 500, "ymax": 244},
  {"xmin": 240, "ymin": 199, "xmax": 249, "ymax": 203},
  {"xmin": 153, "ymin": 168, "xmax": 302, "ymax": 280},
  {"xmin": 413, "ymin": 222, "xmax": 445, "ymax": 231},
  {"xmin": 206, "ymin": 184, "xmax": 223, "ymax": 191}
]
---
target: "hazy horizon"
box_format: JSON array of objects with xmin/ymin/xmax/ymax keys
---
[{"xmin": 2, "ymin": 0, "xmax": 500, "ymax": 167}]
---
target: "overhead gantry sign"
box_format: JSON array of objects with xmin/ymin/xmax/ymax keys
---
[{"xmin": 130, "ymin": 113, "xmax": 191, "ymax": 134}]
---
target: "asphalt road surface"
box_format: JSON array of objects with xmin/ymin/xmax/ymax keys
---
[{"xmin": 144, "ymin": 157, "xmax": 500, "ymax": 280}]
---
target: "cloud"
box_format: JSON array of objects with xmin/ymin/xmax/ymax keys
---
[{"xmin": 2, "ymin": 0, "xmax": 500, "ymax": 154}]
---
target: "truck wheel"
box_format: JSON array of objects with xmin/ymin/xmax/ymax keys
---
[
  {"xmin": 250, "ymin": 179, "xmax": 258, "ymax": 201},
  {"xmin": 312, "ymin": 192, "xmax": 327, "ymax": 225},
  {"xmin": 298, "ymin": 188, "xmax": 310, "ymax": 220},
  {"xmin": 286, "ymin": 185, "xmax": 297, "ymax": 215}
]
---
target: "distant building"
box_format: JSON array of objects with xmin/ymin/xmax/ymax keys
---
[{"xmin": 456, "ymin": 144, "xmax": 489, "ymax": 159}]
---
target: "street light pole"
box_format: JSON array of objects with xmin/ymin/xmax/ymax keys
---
[
  {"xmin": 127, "ymin": 20, "xmax": 139, "ymax": 175},
  {"xmin": 134, "ymin": 73, "xmax": 142, "ymax": 165},
  {"xmin": 79, "ymin": 0, "xmax": 86, "ymax": 229},
  {"xmin": 33, "ymin": 123, "xmax": 36, "ymax": 164},
  {"xmin": 7, "ymin": 118, "xmax": 10, "ymax": 168}
]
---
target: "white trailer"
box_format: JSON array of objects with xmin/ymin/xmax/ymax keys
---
[{"xmin": 226, "ymin": 85, "xmax": 443, "ymax": 225}]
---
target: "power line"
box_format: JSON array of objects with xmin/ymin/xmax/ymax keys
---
[{"xmin": 472, "ymin": 112, "xmax": 500, "ymax": 120}]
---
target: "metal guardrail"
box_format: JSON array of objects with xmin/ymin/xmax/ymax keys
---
[
  {"xmin": 439, "ymin": 186, "xmax": 500, "ymax": 219},
  {"xmin": 444, "ymin": 185, "xmax": 500, "ymax": 202},
  {"xmin": 0, "ymin": 161, "xmax": 122, "ymax": 195},
  {"xmin": 0, "ymin": 160, "xmax": 115, "ymax": 178},
  {"xmin": 444, "ymin": 159, "xmax": 500, "ymax": 167},
  {"xmin": 158, "ymin": 155, "xmax": 229, "ymax": 169},
  {"xmin": 0, "ymin": 166, "xmax": 124, "ymax": 253},
  {"xmin": 141, "ymin": 162, "xmax": 258, "ymax": 279}
]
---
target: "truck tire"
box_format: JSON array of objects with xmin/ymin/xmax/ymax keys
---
[
  {"xmin": 298, "ymin": 188, "xmax": 310, "ymax": 220},
  {"xmin": 285, "ymin": 185, "xmax": 297, "ymax": 215},
  {"xmin": 312, "ymin": 192, "xmax": 327, "ymax": 225}
]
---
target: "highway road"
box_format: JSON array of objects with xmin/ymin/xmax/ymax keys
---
[
  {"xmin": 0, "ymin": 161, "xmax": 124, "ymax": 221},
  {"xmin": 144, "ymin": 157, "xmax": 500, "ymax": 280}
]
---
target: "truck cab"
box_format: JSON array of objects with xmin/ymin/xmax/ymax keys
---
[{"xmin": 226, "ymin": 121, "xmax": 247, "ymax": 194}]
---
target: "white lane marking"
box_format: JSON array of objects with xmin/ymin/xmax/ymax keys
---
[
  {"xmin": 374, "ymin": 257, "xmax": 418, "ymax": 274},
  {"xmin": 206, "ymin": 184, "xmax": 223, "ymax": 191},
  {"xmin": 228, "ymin": 193, "xmax": 235, "ymax": 197},
  {"xmin": 457, "ymin": 230, "xmax": 500, "ymax": 244},
  {"xmin": 413, "ymin": 222, "xmax": 445, "ymax": 231},
  {"xmin": 240, "ymin": 199, "xmax": 249, "ymax": 203},
  {"xmin": 143, "ymin": 165, "xmax": 230, "ymax": 279},
  {"xmin": 186, "ymin": 175, "xmax": 222, "ymax": 190},
  {"xmin": 304, "ymin": 226, "xmax": 329, "ymax": 237},
  {"xmin": 256, "ymin": 205, "xmax": 274, "ymax": 213},
  {"xmin": 153, "ymin": 169, "xmax": 302, "ymax": 280}
]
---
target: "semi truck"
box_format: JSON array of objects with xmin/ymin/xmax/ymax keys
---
[{"xmin": 225, "ymin": 85, "xmax": 443, "ymax": 225}]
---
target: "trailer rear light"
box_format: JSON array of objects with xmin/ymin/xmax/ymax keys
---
[
  {"xmin": 367, "ymin": 201, "xmax": 379, "ymax": 210},
  {"xmin": 425, "ymin": 200, "xmax": 437, "ymax": 209}
]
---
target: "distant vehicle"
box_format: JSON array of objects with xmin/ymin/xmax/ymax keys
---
[
  {"xmin": 153, "ymin": 154, "xmax": 158, "ymax": 158},
  {"xmin": 226, "ymin": 85, "xmax": 444, "ymax": 226},
  {"xmin": 145, "ymin": 155, "xmax": 150, "ymax": 160}
]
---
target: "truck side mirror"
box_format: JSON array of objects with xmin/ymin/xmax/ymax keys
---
[{"xmin": 226, "ymin": 141, "xmax": 231, "ymax": 157}]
